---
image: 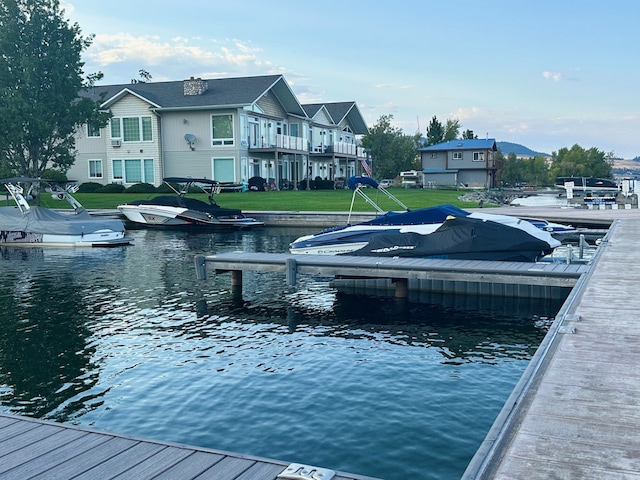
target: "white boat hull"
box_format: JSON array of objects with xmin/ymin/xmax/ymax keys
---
[
  {"xmin": 0, "ymin": 230, "xmax": 130, "ymax": 247},
  {"xmin": 118, "ymin": 204, "xmax": 264, "ymax": 228}
]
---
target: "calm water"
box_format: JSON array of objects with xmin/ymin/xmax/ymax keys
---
[{"xmin": 0, "ymin": 227, "xmax": 564, "ymax": 479}]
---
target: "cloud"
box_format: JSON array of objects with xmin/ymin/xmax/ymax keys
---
[
  {"xmin": 375, "ymin": 83, "xmax": 412, "ymax": 90},
  {"xmin": 542, "ymin": 71, "xmax": 563, "ymax": 81},
  {"xmin": 86, "ymin": 34, "xmax": 269, "ymax": 72}
]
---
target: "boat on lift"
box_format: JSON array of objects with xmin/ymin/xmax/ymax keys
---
[
  {"xmin": 0, "ymin": 177, "xmax": 132, "ymax": 247},
  {"xmin": 117, "ymin": 177, "xmax": 264, "ymax": 229},
  {"xmin": 289, "ymin": 176, "xmax": 563, "ymax": 261}
]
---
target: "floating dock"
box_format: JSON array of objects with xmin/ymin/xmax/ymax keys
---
[
  {"xmin": 194, "ymin": 252, "xmax": 590, "ymax": 300},
  {"xmin": 0, "ymin": 413, "xmax": 378, "ymax": 480}
]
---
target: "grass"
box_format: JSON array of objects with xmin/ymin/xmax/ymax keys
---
[
  {"xmin": 3, "ymin": 187, "xmax": 484, "ymax": 211},
  {"xmin": 54, "ymin": 187, "xmax": 482, "ymax": 212}
]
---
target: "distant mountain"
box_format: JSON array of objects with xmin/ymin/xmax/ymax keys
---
[{"xmin": 497, "ymin": 141, "xmax": 549, "ymax": 157}]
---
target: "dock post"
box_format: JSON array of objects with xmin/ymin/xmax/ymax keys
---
[
  {"xmin": 230, "ymin": 270, "xmax": 243, "ymax": 288},
  {"xmin": 286, "ymin": 258, "xmax": 297, "ymax": 285},
  {"xmin": 194, "ymin": 255, "xmax": 207, "ymax": 280},
  {"xmin": 393, "ymin": 278, "xmax": 408, "ymax": 298}
]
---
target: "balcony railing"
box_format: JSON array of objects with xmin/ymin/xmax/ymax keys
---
[
  {"xmin": 249, "ymin": 134, "xmax": 305, "ymax": 151},
  {"xmin": 313, "ymin": 142, "xmax": 362, "ymax": 156}
]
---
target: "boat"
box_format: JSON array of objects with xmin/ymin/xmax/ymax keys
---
[
  {"xmin": 117, "ymin": 177, "xmax": 264, "ymax": 229},
  {"xmin": 346, "ymin": 215, "xmax": 559, "ymax": 262},
  {"xmin": 555, "ymin": 176, "xmax": 618, "ymax": 193},
  {"xmin": 289, "ymin": 176, "xmax": 562, "ymax": 261},
  {"xmin": 0, "ymin": 177, "xmax": 132, "ymax": 247}
]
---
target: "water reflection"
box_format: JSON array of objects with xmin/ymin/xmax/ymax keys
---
[
  {"xmin": 0, "ymin": 228, "xmax": 565, "ymax": 480},
  {"xmin": 195, "ymin": 288, "xmax": 561, "ymax": 365}
]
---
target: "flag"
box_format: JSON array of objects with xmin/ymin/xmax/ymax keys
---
[{"xmin": 361, "ymin": 158, "xmax": 372, "ymax": 176}]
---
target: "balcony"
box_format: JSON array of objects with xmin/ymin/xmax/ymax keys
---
[
  {"xmin": 249, "ymin": 134, "xmax": 305, "ymax": 151},
  {"xmin": 312, "ymin": 142, "xmax": 362, "ymax": 156}
]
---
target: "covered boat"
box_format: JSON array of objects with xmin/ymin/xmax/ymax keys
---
[
  {"xmin": 117, "ymin": 177, "xmax": 264, "ymax": 229},
  {"xmin": 346, "ymin": 215, "xmax": 558, "ymax": 262},
  {"xmin": 0, "ymin": 178, "xmax": 131, "ymax": 247},
  {"xmin": 555, "ymin": 176, "xmax": 618, "ymax": 193},
  {"xmin": 290, "ymin": 175, "xmax": 563, "ymax": 257}
]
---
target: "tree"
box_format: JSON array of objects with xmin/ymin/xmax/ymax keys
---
[
  {"xmin": 0, "ymin": 0, "xmax": 108, "ymax": 178},
  {"xmin": 443, "ymin": 118, "xmax": 461, "ymax": 142},
  {"xmin": 425, "ymin": 116, "xmax": 444, "ymax": 146},
  {"xmin": 131, "ymin": 69, "xmax": 153, "ymax": 84},
  {"xmin": 462, "ymin": 129, "xmax": 477, "ymax": 140},
  {"xmin": 548, "ymin": 144, "xmax": 613, "ymax": 181},
  {"xmin": 361, "ymin": 114, "xmax": 420, "ymax": 179},
  {"xmin": 499, "ymin": 152, "xmax": 551, "ymax": 187}
]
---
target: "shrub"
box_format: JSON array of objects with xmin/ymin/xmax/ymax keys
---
[
  {"xmin": 95, "ymin": 183, "xmax": 126, "ymax": 193},
  {"xmin": 155, "ymin": 182, "xmax": 174, "ymax": 193},
  {"xmin": 77, "ymin": 182, "xmax": 103, "ymax": 193},
  {"xmin": 126, "ymin": 182, "xmax": 156, "ymax": 193},
  {"xmin": 42, "ymin": 169, "xmax": 67, "ymax": 181}
]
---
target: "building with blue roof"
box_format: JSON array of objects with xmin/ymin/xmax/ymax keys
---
[{"xmin": 418, "ymin": 139, "xmax": 501, "ymax": 188}]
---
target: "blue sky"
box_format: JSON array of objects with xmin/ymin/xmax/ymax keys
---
[{"xmin": 63, "ymin": 1, "xmax": 639, "ymax": 158}]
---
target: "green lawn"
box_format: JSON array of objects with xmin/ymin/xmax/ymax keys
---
[{"xmin": 61, "ymin": 187, "xmax": 482, "ymax": 212}]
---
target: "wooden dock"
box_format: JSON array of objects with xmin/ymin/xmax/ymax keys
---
[
  {"xmin": 0, "ymin": 413, "xmax": 379, "ymax": 480},
  {"xmin": 463, "ymin": 216, "xmax": 640, "ymax": 479},
  {"xmin": 194, "ymin": 252, "xmax": 590, "ymax": 299}
]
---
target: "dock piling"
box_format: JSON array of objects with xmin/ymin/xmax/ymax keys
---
[{"xmin": 194, "ymin": 255, "xmax": 207, "ymax": 280}]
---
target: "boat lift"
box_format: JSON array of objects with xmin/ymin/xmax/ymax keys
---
[{"xmin": 346, "ymin": 176, "xmax": 409, "ymax": 224}]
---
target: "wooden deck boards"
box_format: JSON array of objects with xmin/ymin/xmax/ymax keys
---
[
  {"xmin": 0, "ymin": 413, "xmax": 378, "ymax": 480},
  {"xmin": 463, "ymin": 217, "xmax": 640, "ymax": 479}
]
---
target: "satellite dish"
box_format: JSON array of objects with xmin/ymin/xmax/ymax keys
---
[{"xmin": 184, "ymin": 133, "xmax": 196, "ymax": 150}]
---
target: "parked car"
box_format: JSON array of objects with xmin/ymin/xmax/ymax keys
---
[{"xmin": 379, "ymin": 179, "xmax": 394, "ymax": 188}]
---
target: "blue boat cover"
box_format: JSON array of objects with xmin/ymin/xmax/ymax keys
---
[
  {"xmin": 364, "ymin": 204, "xmax": 469, "ymax": 226},
  {"xmin": 347, "ymin": 176, "xmax": 379, "ymax": 190}
]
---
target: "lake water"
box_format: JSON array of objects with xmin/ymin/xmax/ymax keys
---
[{"xmin": 0, "ymin": 227, "xmax": 565, "ymax": 479}]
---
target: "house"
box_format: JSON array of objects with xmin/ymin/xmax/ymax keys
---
[
  {"xmin": 71, "ymin": 75, "xmax": 369, "ymax": 189},
  {"xmin": 418, "ymin": 139, "xmax": 501, "ymax": 189}
]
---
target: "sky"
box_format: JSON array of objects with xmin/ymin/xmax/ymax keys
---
[{"xmin": 62, "ymin": 0, "xmax": 640, "ymax": 158}]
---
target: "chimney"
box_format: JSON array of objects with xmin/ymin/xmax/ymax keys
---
[{"xmin": 184, "ymin": 77, "xmax": 208, "ymax": 96}]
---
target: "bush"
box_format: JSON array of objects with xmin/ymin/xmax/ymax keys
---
[
  {"xmin": 42, "ymin": 169, "xmax": 67, "ymax": 181},
  {"xmin": 155, "ymin": 182, "xmax": 175, "ymax": 193},
  {"xmin": 95, "ymin": 183, "xmax": 126, "ymax": 193},
  {"xmin": 77, "ymin": 182, "xmax": 103, "ymax": 193},
  {"xmin": 126, "ymin": 182, "xmax": 156, "ymax": 193}
]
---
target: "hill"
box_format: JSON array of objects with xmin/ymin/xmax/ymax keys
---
[{"xmin": 497, "ymin": 141, "xmax": 549, "ymax": 157}]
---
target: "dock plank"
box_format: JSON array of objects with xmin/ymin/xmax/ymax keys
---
[
  {"xmin": 151, "ymin": 451, "xmax": 225, "ymax": 479},
  {"xmin": 72, "ymin": 441, "xmax": 166, "ymax": 479},
  {"xmin": 1, "ymin": 433, "xmax": 110, "ymax": 479}
]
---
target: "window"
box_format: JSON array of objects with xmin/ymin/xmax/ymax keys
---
[
  {"xmin": 212, "ymin": 157, "xmax": 235, "ymax": 182},
  {"xmin": 452, "ymin": 152, "xmax": 463, "ymax": 160},
  {"xmin": 110, "ymin": 116, "xmax": 153, "ymax": 142},
  {"xmin": 112, "ymin": 159, "xmax": 154, "ymax": 184},
  {"xmin": 290, "ymin": 123, "xmax": 299, "ymax": 137},
  {"xmin": 211, "ymin": 114, "xmax": 234, "ymax": 146},
  {"xmin": 87, "ymin": 123, "xmax": 101, "ymax": 138},
  {"xmin": 88, "ymin": 159, "xmax": 103, "ymax": 179},
  {"xmin": 473, "ymin": 151, "xmax": 485, "ymax": 162}
]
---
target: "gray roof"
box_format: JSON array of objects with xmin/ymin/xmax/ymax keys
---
[
  {"xmin": 302, "ymin": 101, "xmax": 368, "ymax": 135},
  {"xmin": 84, "ymin": 75, "xmax": 306, "ymax": 116},
  {"xmin": 420, "ymin": 139, "xmax": 497, "ymax": 151}
]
